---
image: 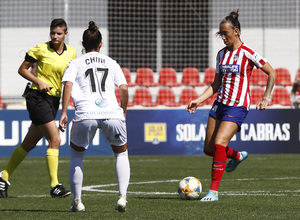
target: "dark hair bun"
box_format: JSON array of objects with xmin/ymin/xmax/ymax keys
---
[
  {"xmin": 230, "ymin": 9, "xmax": 239, "ymax": 20},
  {"xmin": 88, "ymin": 21, "xmax": 98, "ymax": 32}
]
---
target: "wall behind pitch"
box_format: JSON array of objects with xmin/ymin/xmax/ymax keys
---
[{"xmin": 0, "ymin": 109, "xmax": 299, "ymax": 157}]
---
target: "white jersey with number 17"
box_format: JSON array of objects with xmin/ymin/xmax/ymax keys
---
[{"xmin": 62, "ymin": 52, "xmax": 127, "ymax": 121}]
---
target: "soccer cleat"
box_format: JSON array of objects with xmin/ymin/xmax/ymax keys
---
[
  {"xmin": 70, "ymin": 198, "xmax": 85, "ymax": 212},
  {"xmin": 226, "ymin": 151, "xmax": 248, "ymax": 172},
  {"xmin": 115, "ymin": 195, "xmax": 127, "ymax": 212},
  {"xmin": 0, "ymin": 171, "xmax": 10, "ymax": 198},
  {"xmin": 200, "ymin": 190, "xmax": 218, "ymax": 202},
  {"xmin": 50, "ymin": 183, "xmax": 71, "ymax": 198}
]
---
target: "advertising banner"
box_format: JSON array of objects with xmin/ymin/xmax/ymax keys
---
[{"xmin": 0, "ymin": 109, "xmax": 299, "ymax": 156}]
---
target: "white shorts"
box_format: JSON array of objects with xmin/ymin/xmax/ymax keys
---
[{"xmin": 70, "ymin": 119, "xmax": 127, "ymax": 149}]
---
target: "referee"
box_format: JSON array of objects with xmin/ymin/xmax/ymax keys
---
[{"xmin": 0, "ymin": 18, "xmax": 76, "ymax": 198}]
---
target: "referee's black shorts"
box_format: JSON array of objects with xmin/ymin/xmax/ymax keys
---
[{"xmin": 26, "ymin": 89, "xmax": 60, "ymax": 126}]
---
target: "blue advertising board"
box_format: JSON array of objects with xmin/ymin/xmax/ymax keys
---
[{"xmin": 0, "ymin": 109, "xmax": 299, "ymax": 156}]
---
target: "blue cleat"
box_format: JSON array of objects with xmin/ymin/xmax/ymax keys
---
[
  {"xmin": 226, "ymin": 151, "xmax": 248, "ymax": 172},
  {"xmin": 200, "ymin": 190, "xmax": 218, "ymax": 202}
]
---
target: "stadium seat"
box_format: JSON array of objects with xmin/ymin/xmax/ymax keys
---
[
  {"xmin": 202, "ymin": 93, "xmax": 217, "ymax": 106},
  {"xmin": 135, "ymin": 67, "xmax": 159, "ymax": 87},
  {"xmin": 295, "ymin": 68, "xmax": 300, "ymax": 81},
  {"xmin": 0, "ymin": 93, "xmax": 7, "ymax": 109},
  {"xmin": 179, "ymin": 88, "xmax": 199, "ymax": 105},
  {"xmin": 69, "ymin": 97, "xmax": 75, "ymax": 107},
  {"xmin": 203, "ymin": 67, "xmax": 216, "ymax": 85},
  {"xmin": 275, "ymin": 68, "xmax": 293, "ymax": 86},
  {"xmin": 251, "ymin": 68, "xmax": 268, "ymax": 86},
  {"xmin": 122, "ymin": 67, "xmax": 136, "ymax": 87},
  {"xmin": 156, "ymin": 87, "xmax": 181, "ymax": 107},
  {"xmin": 270, "ymin": 87, "xmax": 292, "ymax": 106},
  {"xmin": 158, "ymin": 67, "xmax": 182, "ymax": 87},
  {"xmin": 250, "ymin": 87, "xmax": 265, "ymax": 105},
  {"xmin": 115, "ymin": 88, "xmax": 134, "ymax": 107},
  {"xmin": 181, "ymin": 67, "xmax": 204, "ymax": 87},
  {"xmin": 132, "ymin": 87, "xmax": 157, "ymax": 107}
]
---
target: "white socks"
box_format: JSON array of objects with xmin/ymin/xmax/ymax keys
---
[
  {"xmin": 69, "ymin": 147, "xmax": 85, "ymax": 201},
  {"xmin": 114, "ymin": 150, "xmax": 130, "ymax": 197}
]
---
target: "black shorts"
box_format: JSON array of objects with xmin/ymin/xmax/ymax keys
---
[{"xmin": 26, "ymin": 89, "xmax": 60, "ymax": 126}]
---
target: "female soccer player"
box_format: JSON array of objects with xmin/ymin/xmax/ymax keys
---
[
  {"xmin": 59, "ymin": 21, "xmax": 130, "ymax": 212},
  {"xmin": 186, "ymin": 10, "xmax": 276, "ymax": 201},
  {"xmin": 0, "ymin": 18, "xmax": 76, "ymax": 198}
]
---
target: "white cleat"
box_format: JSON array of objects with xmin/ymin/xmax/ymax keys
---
[
  {"xmin": 200, "ymin": 190, "xmax": 219, "ymax": 202},
  {"xmin": 70, "ymin": 198, "xmax": 85, "ymax": 212},
  {"xmin": 115, "ymin": 195, "xmax": 127, "ymax": 212}
]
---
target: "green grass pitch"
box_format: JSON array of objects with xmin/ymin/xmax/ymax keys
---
[{"xmin": 0, "ymin": 154, "xmax": 299, "ymax": 219}]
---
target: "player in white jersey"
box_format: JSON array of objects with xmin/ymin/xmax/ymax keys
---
[
  {"xmin": 186, "ymin": 10, "xmax": 276, "ymax": 201},
  {"xmin": 59, "ymin": 21, "xmax": 130, "ymax": 212}
]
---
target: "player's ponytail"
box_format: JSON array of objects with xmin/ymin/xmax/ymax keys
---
[
  {"xmin": 216, "ymin": 9, "xmax": 241, "ymax": 37},
  {"xmin": 82, "ymin": 21, "xmax": 102, "ymax": 52}
]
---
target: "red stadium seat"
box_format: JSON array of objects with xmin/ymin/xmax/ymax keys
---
[
  {"xmin": 181, "ymin": 67, "xmax": 204, "ymax": 87},
  {"xmin": 158, "ymin": 67, "xmax": 182, "ymax": 87},
  {"xmin": 122, "ymin": 67, "xmax": 136, "ymax": 87},
  {"xmin": 0, "ymin": 93, "xmax": 7, "ymax": 109},
  {"xmin": 135, "ymin": 67, "xmax": 159, "ymax": 87},
  {"xmin": 250, "ymin": 87, "xmax": 265, "ymax": 105},
  {"xmin": 275, "ymin": 68, "xmax": 293, "ymax": 86},
  {"xmin": 132, "ymin": 87, "xmax": 157, "ymax": 107},
  {"xmin": 68, "ymin": 97, "xmax": 75, "ymax": 107},
  {"xmin": 271, "ymin": 87, "xmax": 292, "ymax": 106},
  {"xmin": 203, "ymin": 67, "xmax": 216, "ymax": 85},
  {"xmin": 179, "ymin": 88, "xmax": 199, "ymax": 105},
  {"xmin": 251, "ymin": 68, "xmax": 268, "ymax": 86},
  {"xmin": 156, "ymin": 87, "xmax": 181, "ymax": 107},
  {"xmin": 295, "ymin": 68, "xmax": 300, "ymax": 81},
  {"xmin": 202, "ymin": 93, "xmax": 217, "ymax": 106}
]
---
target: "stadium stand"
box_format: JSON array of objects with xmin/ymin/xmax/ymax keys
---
[
  {"xmin": 181, "ymin": 67, "xmax": 204, "ymax": 87},
  {"xmin": 270, "ymin": 87, "xmax": 292, "ymax": 106},
  {"xmin": 122, "ymin": 67, "xmax": 136, "ymax": 87},
  {"xmin": 156, "ymin": 87, "xmax": 181, "ymax": 107},
  {"xmin": 203, "ymin": 67, "xmax": 216, "ymax": 85},
  {"xmin": 132, "ymin": 87, "xmax": 157, "ymax": 107},
  {"xmin": 275, "ymin": 68, "xmax": 293, "ymax": 86},
  {"xmin": 250, "ymin": 68, "xmax": 268, "ymax": 86},
  {"xmin": 135, "ymin": 67, "xmax": 159, "ymax": 87},
  {"xmin": 250, "ymin": 87, "xmax": 266, "ymax": 105},
  {"xmin": 158, "ymin": 67, "xmax": 182, "ymax": 87},
  {"xmin": 295, "ymin": 68, "xmax": 300, "ymax": 81},
  {"xmin": 0, "ymin": 93, "xmax": 7, "ymax": 109},
  {"xmin": 179, "ymin": 88, "xmax": 199, "ymax": 105}
]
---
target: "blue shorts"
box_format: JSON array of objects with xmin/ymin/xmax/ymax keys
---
[{"xmin": 209, "ymin": 100, "xmax": 248, "ymax": 132}]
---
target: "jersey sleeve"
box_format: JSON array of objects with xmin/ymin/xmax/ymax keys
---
[
  {"xmin": 26, "ymin": 44, "xmax": 43, "ymax": 61},
  {"xmin": 248, "ymin": 51, "xmax": 267, "ymax": 69},
  {"xmin": 62, "ymin": 59, "xmax": 77, "ymax": 84}
]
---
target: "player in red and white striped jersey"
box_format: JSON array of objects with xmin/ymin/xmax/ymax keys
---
[{"xmin": 186, "ymin": 10, "xmax": 276, "ymax": 201}]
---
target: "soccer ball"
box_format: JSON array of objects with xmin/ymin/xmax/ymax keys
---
[{"xmin": 178, "ymin": 176, "xmax": 202, "ymax": 200}]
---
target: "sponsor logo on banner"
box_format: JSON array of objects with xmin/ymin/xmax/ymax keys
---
[{"xmin": 144, "ymin": 123, "xmax": 167, "ymax": 144}]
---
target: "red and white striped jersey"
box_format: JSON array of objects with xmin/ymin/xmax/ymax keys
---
[{"xmin": 215, "ymin": 43, "xmax": 267, "ymax": 110}]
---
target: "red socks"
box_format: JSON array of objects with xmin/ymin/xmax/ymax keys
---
[
  {"xmin": 226, "ymin": 146, "xmax": 240, "ymax": 160},
  {"xmin": 210, "ymin": 144, "xmax": 227, "ymax": 191}
]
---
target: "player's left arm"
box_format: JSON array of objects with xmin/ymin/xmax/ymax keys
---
[
  {"xmin": 119, "ymin": 84, "xmax": 128, "ymax": 118},
  {"xmin": 59, "ymin": 81, "xmax": 73, "ymax": 132},
  {"xmin": 256, "ymin": 63, "xmax": 277, "ymax": 110}
]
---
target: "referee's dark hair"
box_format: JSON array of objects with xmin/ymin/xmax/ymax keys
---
[
  {"xmin": 50, "ymin": 18, "xmax": 68, "ymax": 32},
  {"xmin": 82, "ymin": 21, "xmax": 102, "ymax": 52}
]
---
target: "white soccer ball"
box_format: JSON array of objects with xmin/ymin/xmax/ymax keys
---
[{"xmin": 178, "ymin": 176, "xmax": 202, "ymax": 200}]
